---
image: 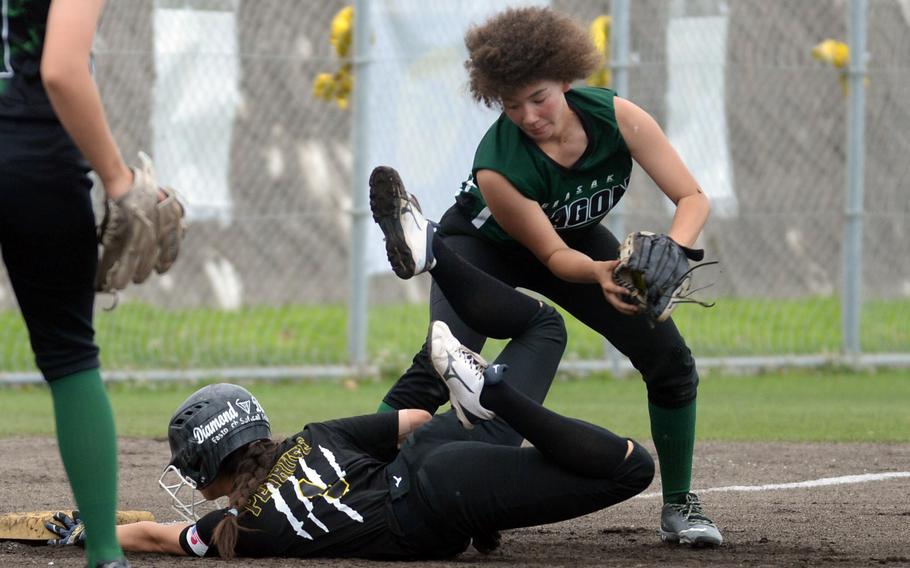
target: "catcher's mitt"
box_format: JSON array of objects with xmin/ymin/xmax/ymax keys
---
[
  {"xmin": 612, "ymin": 231, "xmax": 715, "ymax": 323},
  {"xmin": 95, "ymin": 152, "xmax": 186, "ymax": 294}
]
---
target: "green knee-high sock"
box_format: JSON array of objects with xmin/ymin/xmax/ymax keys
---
[
  {"xmin": 49, "ymin": 369, "xmax": 123, "ymax": 565},
  {"xmin": 649, "ymin": 400, "xmax": 696, "ymax": 505}
]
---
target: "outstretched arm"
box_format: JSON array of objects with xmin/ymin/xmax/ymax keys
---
[
  {"xmin": 116, "ymin": 521, "xmax": 189, "ymax": 555},
  {"xmin": 47, "ymin": 512, "xmax": 189, "ymax": 556}
]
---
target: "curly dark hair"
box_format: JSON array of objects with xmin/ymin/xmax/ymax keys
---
[{"xmin": 464, "ymin": 7, "xmax": 601, "ymax": 108}]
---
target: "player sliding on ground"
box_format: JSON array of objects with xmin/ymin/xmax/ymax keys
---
[{"xmin": 46, "ymin": 169, "xmax": 654, "ymax": 560}]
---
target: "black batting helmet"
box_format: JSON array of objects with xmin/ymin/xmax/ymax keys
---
[{"xmin": 166, "ymin": 383, "xmax": 271, "ymax": 489}]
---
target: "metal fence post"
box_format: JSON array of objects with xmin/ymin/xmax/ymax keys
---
[
  {"xmin": 348, "ymin": 0, "xmax": 372, "ymax": 370},
  {"xmin": 843, "ymin": 0, "xmax": 867, "ymax": 360},
  {"xmin": 605, "ymin": 0, "xmax": 630, "ymax": 375}
]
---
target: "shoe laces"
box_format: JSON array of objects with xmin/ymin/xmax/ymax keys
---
[
  {"xmin": 402, "ymin": 195, "xmax": 426, "ymax": 229},
  {"xmin": 669, "ymin": 494, "xmax": 715, "ymax": 526},
  {"xmin": 456, "ymin": 346, "xmax": 487, "ymax": 377}
]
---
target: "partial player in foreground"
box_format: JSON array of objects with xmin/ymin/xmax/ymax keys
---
[
  {"xmin": 374, "ymin": 6, "xmax": 721, "ymax": 546},
  {"xmin": 46, "ymin": 176, "xmax": 654, "ymax": 560},
  {"xmin": 0, "ymin": 1, "xmax": 184, "ymax": 567}
]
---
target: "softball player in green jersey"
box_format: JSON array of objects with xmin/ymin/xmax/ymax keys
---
[
  {"xmin": 376, "ymin": 6, "xmax": 722, "ymax": 547},
  {"xmin": 1, "ymin": 1, "xmax": 156, "ymax": 566}
]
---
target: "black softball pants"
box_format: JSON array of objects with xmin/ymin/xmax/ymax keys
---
[
  {"xmin": 383, "ymin": 205, "xmax": 699, "ymax": 411},
  {"xmin": 0, "ymin": 122, "xmax": 100, "ymax": 380}
]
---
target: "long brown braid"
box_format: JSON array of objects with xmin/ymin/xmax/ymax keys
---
[{"xmin": 209, "ymin": 438, "xmax": 282, "ymax": 559}]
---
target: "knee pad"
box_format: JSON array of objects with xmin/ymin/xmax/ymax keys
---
[{"xmin": 640, "ymin": 345, "xmax": 699, "ymax": 408}]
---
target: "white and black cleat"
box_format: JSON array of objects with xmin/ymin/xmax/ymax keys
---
[
  {"xmin": 369, "ymin": 166, "xmax": 436, "ymax": 279},
  {"xmin": 429, "ymin": 321, "xmax": 501, "ymax": 429},
  {"xmin": 660, "ymin": 493, "xmax": 723, "ymax": 547}
]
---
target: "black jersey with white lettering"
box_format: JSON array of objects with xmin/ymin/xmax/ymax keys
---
[
  {"xmin": 0, "ymin": 0, "xmax": 57, "ymax": 120},
  {"xmin": 179, "ymin": 413, "xmax": 412, "ymax": 559}
]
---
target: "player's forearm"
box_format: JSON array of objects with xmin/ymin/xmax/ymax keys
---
[
  {"xmin": 666, "ymin": 191, "xmax": 710, "ymax": 247},
  {"xmin": 41, "ymin": 67, "xmax": 132, "ymax": 199},
  {"xmin": 545, "ymin": 247, "xmax": 609, "ymax": 285},
  {"xmin": 116, "ymin": 521, "xmax": 188, "ymax": 555}
]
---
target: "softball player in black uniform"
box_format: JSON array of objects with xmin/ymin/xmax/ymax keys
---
[
  {"xmin": 374, "ymin": 7, "xmax": 722, "ymax": 547},
  {"xmin": 0, "ymin": 1, "xmax": 140, "ymax": 566},
  {"xmin": 48, "ymin": 186, "xmax": 654, "ymax": 560}
]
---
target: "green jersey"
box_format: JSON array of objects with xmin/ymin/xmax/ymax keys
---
[
  {"xmin": 0, "ymin": 0, "xmax": 55, "ymax": 119},
  {"xmin": 459, "ymin": 87, "xmax": 632, "ymax": 245}
]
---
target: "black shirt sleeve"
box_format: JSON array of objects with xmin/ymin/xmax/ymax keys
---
[
  {"xmin": 183, "ymin": 508, "xmax": 281, "ymax": 558},
  {"xmin": 318, "ymin": 413, "xmax": 400, "ymax": 462},
  {"xmin": 177, "ymin": 510, "xmax": 222, "ymax": 557}
]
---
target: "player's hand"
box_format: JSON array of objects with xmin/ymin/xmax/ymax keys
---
[
  {"xmin": 596, "ymin": 260, "xmax": 640, "ymax": 316},
  {"xmin": 45, "ymin": 511, "xmax": 86, "ymax": 547}
]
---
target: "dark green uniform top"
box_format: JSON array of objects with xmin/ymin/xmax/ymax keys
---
[
  {"xmin": 0, "ymin": 0, "xmax": 87, "ymax": 164},
  {"xmin": 458, "ymin": 87, "xmax": 632, "ymax": 245},
  {"xmin": 0, "ymin": 0, "xmax": 56, "ymax": 120}
]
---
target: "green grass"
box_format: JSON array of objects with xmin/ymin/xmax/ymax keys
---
[
  {"xmin": 1, "ymin": 297, "xmax": 908, "ymax": 443},
  {"xmin": 1, "ymin": 297, "xmax": 909, "ymax": 373},
  {"xmin": 1, "ymin": 370, "xmax": 907, "ymax": 442}
]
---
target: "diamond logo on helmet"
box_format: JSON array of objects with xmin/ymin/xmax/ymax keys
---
[
  {"xmin": 193, "ymin": 402, "xmax": 240, "ymax": 444},
  {"xmin": 236, "ymin": 398, "xmax": 251, "ymax": 414}
]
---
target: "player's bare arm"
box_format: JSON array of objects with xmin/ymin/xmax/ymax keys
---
[
  {"xmin": 476, "ymin": 169, "xmax": 638, "ymax": 315},
  {"xmin": 115, "ymin": 521, "xmax": 188, "ymax": 555},
  {"xmin": 614, "ymin": 97, "xmax": 710, "ymax": 248},
  {"xmin": 42, "ymin": 0, "xmax": 133, "ymax": 200}
]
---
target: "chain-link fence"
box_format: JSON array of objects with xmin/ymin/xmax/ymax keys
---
[{"xmin": 1, "ymin": 0, "xmax": 907, "ymax": 382}]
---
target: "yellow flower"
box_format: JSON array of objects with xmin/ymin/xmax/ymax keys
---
[
  {"xmin": 314, "ymin": 6, "xmax": 355, "ymax": 109},
  {"xmin": 586, "ymin": 15, "xmax": 611, "ymax": 88},
  {"xmin": 812, "ymin": 39, "xmax": 849, "ymax": 69},
  {"xmin": 331, "ymin": 6, "xmax": 354, "ymax": 58},
  {"xmin": 312, "ymin": 73, "xmax": 336, "ymax": 101},
  {"xmin": 334, "ymin": 65, "xmax": 353, "ymax": 106},
  {"xmin": 590, "ymin": 15, "xmax": 611, "ymax": 54},
  {"xmin": 812, "ymin": 39, "xmax": 868, "ymax": 95}
]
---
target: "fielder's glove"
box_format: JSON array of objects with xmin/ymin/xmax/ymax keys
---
[
  {"xmin": 45, "ymin": 511, "xmax": 86, "ymax": 547},
  {"xmin": 95, "ymin": 152, "xmax": 186, "ymax": 294},
  {"xmin": 612, "ymin": 231, "xmax": 715, "ymax": 324}
]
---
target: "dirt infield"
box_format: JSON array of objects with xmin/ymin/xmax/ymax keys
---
[{"xmin": 1, "ymin": 438, "xmax": 908, "ymax": 567}]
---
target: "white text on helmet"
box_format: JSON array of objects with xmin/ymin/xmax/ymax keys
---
[{"xmin": 193, "ymin": 402, "xmax": 240, "ymax": 444}]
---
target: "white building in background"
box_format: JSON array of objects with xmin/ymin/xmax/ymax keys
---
[
  {"xmin": 665, "ymin": 1, "xmax": 738, "ymax": 218},
  {"xmin": 153, "ymin": 1, "xmax": 239, "ymax": 225}
]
